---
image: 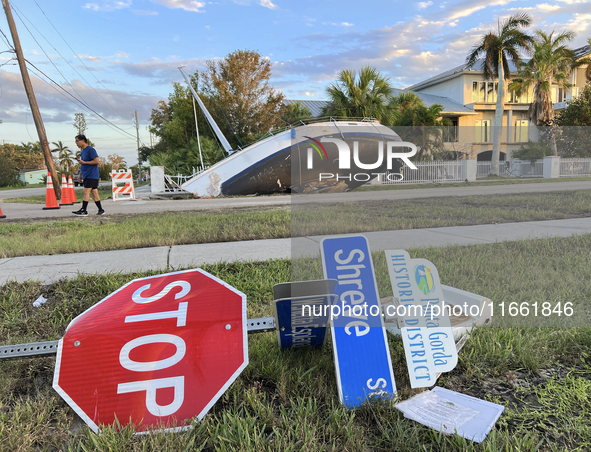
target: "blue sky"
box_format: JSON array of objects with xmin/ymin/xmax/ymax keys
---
[{"xmin": 0, "ymin": 0, "xmax": 589, "ymax": 165}]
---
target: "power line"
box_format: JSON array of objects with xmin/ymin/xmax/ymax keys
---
[
  {"xmin": 25, "ymin": 59, "xmax": 137, "ymax": 140},
  {"xmin": 10, "ymin": 4, "xmax": 87, "ymax": 107},
  {"xmin": 32, "ymin": 0, "xmax": 138, "ymax": 114},
  {"xmin": 10, "ymin": 3, "xmax": 137, "ymax": 131}
]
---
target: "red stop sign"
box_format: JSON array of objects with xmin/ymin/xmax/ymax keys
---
[{"xmin": 52, "ymin": 269, "xmax": 247, "ymax": 433}]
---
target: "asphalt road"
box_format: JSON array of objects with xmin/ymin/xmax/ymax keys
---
[{"xmin": 1, "ymin": 180, "xmax": 590, "ymax": 221}]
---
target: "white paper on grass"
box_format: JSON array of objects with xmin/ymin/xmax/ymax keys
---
[
  {"xmin": 395, "ymin": 387, "xmax": 504, "ymax": 443},
  {"xmin": 33, "ymin": 295, "xmax": 47, "ymax": 307}
]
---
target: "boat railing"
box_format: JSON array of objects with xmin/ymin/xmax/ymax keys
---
[
  {"xmin": 164, "ymin": 166, "xmax": 210, "ymax": 192},
  {"xmin": 238, "ymin": 116, "xmax": 381, "ymax": 149}
]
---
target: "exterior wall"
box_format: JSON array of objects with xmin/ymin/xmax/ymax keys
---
[
  {"xmin": 412, "ymin": 57, "xmax": 589, "ymax": 161},
  {"xmin": 412, "ymin": 75, "xmax": 465, "ymax": 104},
  {"xmin": 19, "ymin": 170, "xmax": 46, "ymax": 185}
]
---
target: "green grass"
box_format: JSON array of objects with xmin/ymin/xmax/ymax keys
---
[
  {"xmin": 0, "ymin": 235, "xmax": 590, "ymax": 450},
  {"xmin": 354, "ymin": 176, "xmax": 591, "ymax": 192},
  {"xmin": 0, "ymin": 207, "xmax": 291, "ymax": 258},
  {"xmin": 293, "ymin": 189, "xmax": 591, "ymax": 237},
  {"xmin": 0, "ymin": 183, "xmax": 45, "ymax": 191},
  {"xmin": 3, "ymin": 190, "xmax": 591, "ymax": 258},
  {"xmin": 3, "ymin": 186, "xmax": 112, "ymax": 204}
]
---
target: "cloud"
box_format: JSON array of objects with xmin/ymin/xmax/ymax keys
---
[
  {"xmin": 133, "ymin": 9, "xmax": 159, "ymax": 15},
  {"xmin": 0, "ymin": 69, "xmax": 162, "ymax": 126},
  {"xmin": 112, "ymin": 57, "xmax": 208, "ymax": 86},
  {"xmin": 260, "ymin": 0, "xmax": 278, "ymax": 9},
  {"xmin": 323, "ymin": 22, "xmax": 354, "ymax": 27},
  {"xmin": 151, "ymin": 0, "xmax": 206, "ymax": 13},
  {"xmin": 416, "ymin": 1, "xmax": 433, "ymax": 9},
  {"xmin": 115, "ymin": 51, "xmax": 130, "ymax": 58},
  {"xmin": 76, "ymin": 54, "xmax": 102, "ymax": 62},
  {"xmin": 444, "ymin": 0, "xmax": 518, "ymax": 21},
  {"xmin": 83, "ymin": 1, "xmax": 132, "ymax": 12}
]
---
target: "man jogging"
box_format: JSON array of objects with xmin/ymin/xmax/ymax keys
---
[{"xmin": 72, "ymin": 135, "xmax": 105, "ymax": 216}]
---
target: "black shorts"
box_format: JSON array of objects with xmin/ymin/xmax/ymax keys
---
[{"xmin": 83, "ymin": 178, "xmax": 99, "ymax": 189}]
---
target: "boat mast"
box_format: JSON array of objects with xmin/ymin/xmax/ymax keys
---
[{"xmin": 178, "ymin": 67, "xmax": 233, "ymax": 155}]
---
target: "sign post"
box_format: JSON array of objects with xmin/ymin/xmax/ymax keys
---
[
  {"xmin": 273, "ymin": 279, "xmax": 337, "ymax": 349},
  {"xmin": 321, "ymin": 235, "xmax": 396, "ymax": 408},
  {"xmin": 52, "ymin": 268, "xmax": 248, "ymax": 433}
]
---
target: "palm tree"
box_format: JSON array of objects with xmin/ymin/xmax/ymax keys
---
[
  {"xmin": 466, "ymin": 13, "xmax": 534, "ymax": 175},
  {"xmin": 389, "ymin": 91, "xmax": 423, "ymax": 122},
  {"xmin": 509, "ymin": 31, "xmax": 589, "ymax": 155},
  {"xmin": 392, "ymin": 99, "xmax": 451, "ymax": 160},
  {"xmin": 52, "ymin": 141, "xmax": 74, "ymax": 173},
  {"xmin": 322, "ymin": 67, "xmax": 394, "ymax": 124}
]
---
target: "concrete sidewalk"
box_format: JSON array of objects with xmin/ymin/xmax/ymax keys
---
[{"xmin": 1, "ymin": 216, "xmax": 590, "ymax": 285}]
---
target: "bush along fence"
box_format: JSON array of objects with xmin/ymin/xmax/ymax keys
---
[{"xmin": 371, "ymin": 157, "xmax": 591, "ymax": 185}]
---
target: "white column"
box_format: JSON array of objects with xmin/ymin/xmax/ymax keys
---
[
  {"xmin": 543, "ymin": 156, "xmax": 560, "ymax": 179},
  {"xmin": 506, "ymin": 109, "xmax": 513, "ymax": 143},
  {"xmin": 150, "ymin": 166, "xmax": 166, "ymax": 193},
  {"xmin": 462, "ymin": 160, "xmax": 477, "ymax": 182}
]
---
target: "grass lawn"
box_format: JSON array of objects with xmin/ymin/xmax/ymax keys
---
[
  {"xmin": 354, "ymin": 176, "xmax": 591, "ymax": 192},
  {"xmin": 0, "ymin": 183, "xmax": 45, "ymax": 191},
  {"xmin": 3, "ymin": 185, "xmax": 112, "ymax": 204},
  {"xmin": 0, "ymin": 235, "xmax": 589, "ymax": 450},
  {"xmin": 2, "ymin": 190, "xmax": 591, "ymax": 258}
]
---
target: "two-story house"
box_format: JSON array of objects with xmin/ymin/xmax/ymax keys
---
[{"xmin": 407, "ymin": 44, "xmax": 590, "ymax": 160}]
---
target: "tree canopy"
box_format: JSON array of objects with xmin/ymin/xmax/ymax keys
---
[
  {"xmin": 322, "ymin": 67, "xmax": 394, "ymax": 124},
  {"xmin": 201, "ymin": 49, "xmax": 285, "ymax": 148}
]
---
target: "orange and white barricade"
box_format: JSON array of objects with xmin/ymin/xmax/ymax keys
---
[{"xmin": 111, "ymin": 169, "xmax": 136, "ymax": 201}]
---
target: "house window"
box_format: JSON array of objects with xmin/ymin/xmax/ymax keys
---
[
  {"xmin": 472, "ymin": 81, "xmax": 499, "ymax": 103},
  {"xmin": 509, "ymin": 90, "xmax": 522, "ymax": 103},
  {"xmin": 515, "ymin": 120, "xmax": 528, "ymax": 142},
  {"xmin": 572, "ymin": 87, "xmax": 580, "ymax": 99},
  {"xmin": 551, "ymin": 87, "xmax": 566, "ymax": 103},
  {"xmin": 443, "ymin": 120, "xmax": 459, "ymax": 143},
  {"xmin": 475, "ymin": 120, "xmax": 490, "ymax": 142}
]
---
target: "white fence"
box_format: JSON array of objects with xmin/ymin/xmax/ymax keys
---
[
  {"xmin": 560, "ymin": 158, "xmax": 591, "ymax": 177},
  {"xmin": 476, "ymin": 160, "xmax": 544, "ymax": 178},
  {"xmin": 379, "ymin": 160, "xmax": 465, "ymax": 185}
]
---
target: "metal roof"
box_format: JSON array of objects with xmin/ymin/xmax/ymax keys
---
[
  {"xmin": 574, "ymin": 45, "xmax": 590, "ymax": 60},
  {"xmin": 391, "ymin": 89, "xmax": 476, "ymax": 115},
  {"xmin": 285, "ymin": 90, "xmax": 475, "ymax": 118},
  {"xmin": 408, "ymin": 58, "xmax": 522, "ymax": 92}
]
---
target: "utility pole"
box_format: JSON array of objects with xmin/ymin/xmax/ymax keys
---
[
  {"xmin": 2, "ymin": 0, "xmax": 60, "ymax": 199},
  {"xmin": 135, "ymin": 110, "xmax": 140, "ymax": 184}
]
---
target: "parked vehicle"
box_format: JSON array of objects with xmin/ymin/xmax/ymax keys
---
[{"xmin": 73, "ymin": 169, "xmax": 82, "ymax": 186}]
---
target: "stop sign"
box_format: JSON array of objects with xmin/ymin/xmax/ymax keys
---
[{"xmin": 52, "ymin": 268, "xmax": 247, "ymax": 433}]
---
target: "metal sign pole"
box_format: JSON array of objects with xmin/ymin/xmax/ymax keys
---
[{"xmin": 0, "ymin": 316, "xmax": 275, "ymax": 361}]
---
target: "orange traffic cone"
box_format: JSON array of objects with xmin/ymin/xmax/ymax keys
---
[
  {"xmin": 42, "ymin": 172, "xmax": 60, "ymax": 210},
  {"xmin": 0, "ymin": 204, "xmax": 5, "ymax": 219},
  {"xmin": 59, "ymin": 174, "xmax": 72, "ymax": 206},
  {"xmin": 68, "ymin": 175, "xmax": 78, "ymax": 203}
]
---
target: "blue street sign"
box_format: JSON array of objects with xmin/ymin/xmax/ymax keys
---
[
  {"xmin": 274, "ymin": 294, "xmax": 337, "ymax": 349},
  {"xmin": 321, "ymin": 235, "xmax": 397, "ymax": 408}
]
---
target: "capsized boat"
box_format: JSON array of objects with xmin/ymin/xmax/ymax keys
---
[{"xmin": 178, "ymin": 69, "xmax": 403, "ymax": 197}]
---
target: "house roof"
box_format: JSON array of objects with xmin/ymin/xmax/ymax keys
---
[
  {"xmin": 392, "ymin": 88, "xmax": 476, "ymax": 115},
  {"xmin": 410, "ymin": 46, "xmax": 590, "ymax": 92},
  {"xmin": 285, "ymin": 89, "xmax": 475, "ymax": 119},
  {"xmin": 408, "ymin": 58, "xmax": 522, "ymax": 92},
  {"xmin": 574, "ymin": 44, "xmax": 590, "ymax": 60}
]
